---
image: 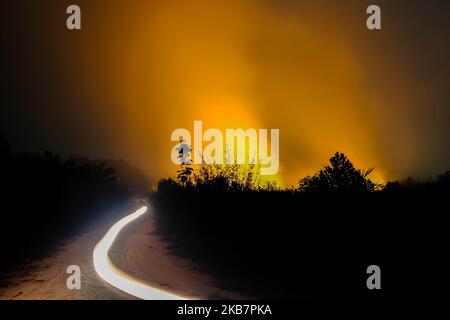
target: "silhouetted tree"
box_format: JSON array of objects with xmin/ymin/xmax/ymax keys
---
[
  {"xmin": 157, "ymin": 178, "xmax": 180, "ymax": 193},
  {"xmin": 169, "ymin": 139, "xmax": 263, "ymax": 192},
  {"xmin": 298, "ymin": 152, "xmax": 377, "ymax": 192},
  {"xmin": 384, "ymin": 181, "xmax": 404, "ymax": 192},
  {"xmin": 0, "ymin": 132, "xmax": 131, "ymax": 272},
  {"xmin": 402, "ymin": 177, "xmax": 419, "ymax": 189},
  {"xmin": 436, "ymin": 171, "xmax": 450, "ymax": 188},
  {"xmin": 177, "ymin": 165, "xmax": 194, "ymax": 186}
]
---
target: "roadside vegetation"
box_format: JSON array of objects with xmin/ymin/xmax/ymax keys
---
[
  {"xmin": 153, "ymin": 150, "xmax": 450, "ymax": 298},
  {"xmin": 0, "ymin": 132, "xmax": 138, "ymax": 275}
]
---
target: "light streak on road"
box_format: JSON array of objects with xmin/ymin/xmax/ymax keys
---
[{"xmin": 93, "ymin": 206, "xmax": 187, "ymax": 300}]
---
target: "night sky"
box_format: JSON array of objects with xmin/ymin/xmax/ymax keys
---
[{"xmin": 2, "ymin": 0, "xmax": 450, "ymax": 186}]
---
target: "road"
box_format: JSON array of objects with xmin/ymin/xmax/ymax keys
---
[
  {"xmin": 0, "ymin": 204, "xmax": 245, "ymax": 300},
  {"xmin": 93, "ymin": 206, "xmax": 186, "ymax": 300}
]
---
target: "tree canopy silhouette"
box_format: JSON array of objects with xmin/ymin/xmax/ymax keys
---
[
  {"xmin": 0, "ymin": 132, "xmax": 131, "ymax": 272},
  {"xmin": 298, "ymin": 152, "xmax": 377, "ymax": 192}
]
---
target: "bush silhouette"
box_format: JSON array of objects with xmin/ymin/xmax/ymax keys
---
[
  {"xmin": 298, "ymin": 152, "xmax": 377, "ymax": 192},
  {"xmin": 153, "ymin": 150, "xmax": 450, "ymax": 298}
]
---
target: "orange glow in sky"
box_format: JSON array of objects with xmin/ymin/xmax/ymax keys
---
[
  {"xmin": 21, "ymin": 0, "xmax": 447, "ymax": 187},
  {"xmin": 108, "ymin": 1, "xmax": 386, "ymax": 186}
]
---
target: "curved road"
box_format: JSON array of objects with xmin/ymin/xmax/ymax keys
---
[
  {"xmin": 0, "ymin": 204, "xmax": 245, "ymax": 300},
  {"xmin": 93, "ymin": 206, "xmax": 187, "ymax": 300}
]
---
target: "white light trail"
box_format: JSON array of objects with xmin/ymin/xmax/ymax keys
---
[{"xmin": 93, "ymin": 206, "xmax": 187, "ymax": 300}]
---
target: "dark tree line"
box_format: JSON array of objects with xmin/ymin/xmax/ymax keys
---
[
  {"xmin": 0, "ymin": 132, "xmax": 130, "ymax": 272},
  {"xmin": 298, "ymin": 152, "xmax": 378, "ymax": 192},
  {"xmin": 159, "ymin": 150, "xmax": 450, "ymax": 194},
  {"xmin": 153, "ymin": 149, "xmax": 450, "ymax": 298}
]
